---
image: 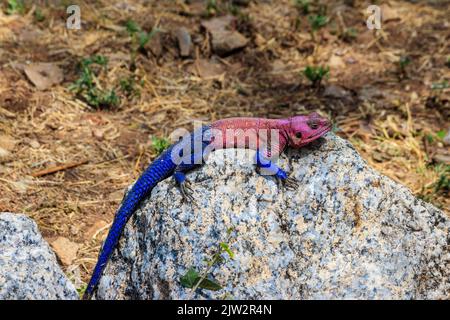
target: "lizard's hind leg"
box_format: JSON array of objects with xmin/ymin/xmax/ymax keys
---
[{"xmin": 173, "ymin": 168, "xmax": 196, "ymax": 203}]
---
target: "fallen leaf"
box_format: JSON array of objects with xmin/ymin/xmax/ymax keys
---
[
  {"xmin": 188, "ymin": 59, "xmax": 225, "ymax": 78},
  {"xmin": 24, "ymin": 63, "xmax": 63, "ymax": 90},
  {"xmin": 175, "ymin": 27, "xmax": 192, "ymax": 57},
  {"xmin": 50, "ymin": 237, "xmax": 80, "ymax": 266},
  {"xmin": 201, "ymin": 15, "xmax": 248, "ymax": 56}
]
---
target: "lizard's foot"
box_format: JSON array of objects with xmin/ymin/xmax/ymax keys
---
[
  {"xmin": 275, "ymin": 169, "xmax": 299, "ymax": 191},
  {"xmin": 276, "ymin": 176, "xmax": 299, "ymax": 191},
  {"xmin": 179, "ymin": 180, "xmax": 195, "ymax": 203}
]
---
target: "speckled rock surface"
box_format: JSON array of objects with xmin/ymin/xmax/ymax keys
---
[
  {"xmin": 95, "ymin": 134, "xmax": 449, "ymax": 300},
  {"xmin": 0, "ymin": 213, "xmax": 79, "ymax": 300}
]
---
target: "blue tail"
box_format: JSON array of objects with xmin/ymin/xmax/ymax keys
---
[{"xmin": 83, "ymin": 147, "xmax": 176, "ymax": 299}]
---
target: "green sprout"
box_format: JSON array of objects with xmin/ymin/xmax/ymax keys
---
[
  {"xmin": 398, "ymin": 56, "xmax": 411, "ymax": 79},
  {"xmin": 119, "ymin": 77, "xmax": 140, "ymax": 98},
  {"xmin": 303, "ymin": 65, "xmax": 330, "ymax": 88},
  {"xmin": 34, "ymin": 7, "xmax": 45, "ymax": 22},
  {"xmin": 434, "ymin": 165, "xmax": 449, "ymax": 195},
  {"xmin": 124, "ymin": 19, "xmax": 160, "ymax": 68},
  {"xmin": 151, "ymin": 136, "xmax": 170, "ymax": 155},
  {"xmin": 69, "ymin": 55, "xmax": 120, "ymax": 109},
  {"xmin": 308, "ymin": 14, "xmax": 328, "ymax": 31},
  {"xmin": 6, "ymin": 0, "xmax": 25, "ymax": 15},
  {"xmin": 340, "ymin": 27, "xmax": 358, "ymax": 42},
  {"xmin": 181, "ymin": 227, "xmax": 235, "ymax": 295},
  {"xmin": 294, "ymin": 0, "xmax": 310, "ymax": 15}
]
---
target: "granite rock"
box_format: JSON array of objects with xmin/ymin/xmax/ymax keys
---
[
  {"xmin": 95, "ymin": 134, "xmax": 449, "ymax": 299},
  {"xmin": 0, "ymin": 213, "xmax": 79, "ymax": 300}
]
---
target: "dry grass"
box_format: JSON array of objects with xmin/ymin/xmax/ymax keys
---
[{"xmin": 0, "ymin": 0, "xmax": 448, "ymax": 290}]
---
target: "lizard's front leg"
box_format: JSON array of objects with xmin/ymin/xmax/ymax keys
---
[
  {"xmin": 172, "ymin": 142, "xmax": 210, "ymax": 203},
  {"xmin": 254, "ymin": 151, "xmax": 299, "ymax": 190}
]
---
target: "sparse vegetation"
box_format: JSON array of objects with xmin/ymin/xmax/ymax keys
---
[
  {"xmin": 5, "ymin": 0, "xmax": 25, "ymax": 15},
  {"xmin": 434, "ymin": 165, "xmax": 449, "ymax": 195},
  {"xmin": 398, "ymin": 56, "xmax": 411, "ymax": 79},
  {"xmin": 151, "ymin": 136, "xmax": 170, "ymax": 155},
  {"xmin": 124, "ymin": 19, "xmax": 160, "ymax": 68},
  {"xmin": 294, "ymin": 0, "xmax": 310, "ymax": 15},
  {"xmin": 340, "ymin": 27, "xmax": 358, "ymax": 42},
  {"xmin": 181, "ymin": 227, "xmax": 235, "ymax": 295},
  {"xmin": 33, "ymin": 7, "xmax": 45, "ymax": 22},
  {"xmin": 69, "ymin": 56, "xmax": 120, "ymax": 109},
  {"xmin": 303, "ymin": 65, "xmax": 330, "ymax": 88}
]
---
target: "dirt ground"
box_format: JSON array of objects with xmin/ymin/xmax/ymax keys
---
[{"xmin": 0, "ymin": 0, "xmax": 448, "ymax": 292}]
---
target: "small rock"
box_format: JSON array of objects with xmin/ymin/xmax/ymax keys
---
[
  {"xmin": 443, "ymin": 129, "xmax": 450, "ymax": 146},
  {"xmin": 0, "ymin": 213, "xmax": 78, "ymax": 299},
  {"xmin": 92, "ymin": 128, "xmax": 104, "ymax": 140},
  {"xmin": 433, "ymin": 152, "xmax": 450, "ymax": 165},
  {"xmin": 359, "ymin": 86, "xmax": 386, "ymax": 101},
  {"xmin": 0, "ymin": 135, "xmax": 16, "ymax": 158},
  {"xmin": 24, "ymin": 63, "xmax": 63, "ymax": 90},
  {"xmin": 175, "ymin": 27, "xmax": 192, "ymax": 57},
  {"xmin": 201, "ymin": 15, "xmax": 248, "ymax": 56},
  {"xmin": 379, "ymin": 4, "xmax": 401, "ymax": 22},
  {"xmin": 323, "ymin": 85, "xmax": 350, "ymax": 99},
  {"xmin": 145, "ymin": 32, "xmax": 163, "ymax": 58},
  {"xmin": 29, "ymin": 139, "xmax": 40, "ymax": 149},
  {"xmin": 50, "ymin": 237, "xmax": 80, "ymax": 266},
  {"xmin": 183, "ymin": 0, "xmax": 207, "ymax": 16},
  {"xmin": 329, "ymin": 55, "xmax": 345, "ymax": 68},
  {"xmin": 188, "ymin": 59, "xmax": 225, "ymax": 78}
]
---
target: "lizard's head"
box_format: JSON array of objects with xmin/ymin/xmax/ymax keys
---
[{"xmin": 286, "ymin": 112, "xmax": 332, "ymax": 147}]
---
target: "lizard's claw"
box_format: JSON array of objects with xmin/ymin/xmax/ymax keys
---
[
  {"xmin": 179, "ymin": 180, "xmax": 195, "ymax": 203},
  {"xmin": 276, "ymin": 176, "xmax": 299, "ymax": 191}
]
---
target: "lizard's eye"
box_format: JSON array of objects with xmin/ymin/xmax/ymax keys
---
[
  {"xmin": 295, "ymin": 132, "xmax": 302, "ymax": 139},
  {"xmin": 307, "ymin": 120, "xmax": 319, "ymax": 129}
]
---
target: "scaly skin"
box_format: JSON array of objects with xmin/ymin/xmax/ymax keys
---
[{"xmin": 83, "ymin": 112, "xmax": 331, "ymax": 299}]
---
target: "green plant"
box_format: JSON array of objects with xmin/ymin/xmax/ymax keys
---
[
  {"xmin": 34, "ymin": 7, "xmax": 45, "ymax": 22},
  {"xmin": 125, "ymin": 19, "xmax": 159, "ymax": 50},
  {"xmin": 294, "ymin": 0, "xmax": 310, "ymax": 15},
  {"xmin": 446, "ymin": 56, "xmax": 450, "ymax": 68},
  {"xmin": 151, "ymin": 136, "xmax": 170, "ymax": 155},
  {"xmin": 76, "ymin": 284, "xmax": 87, "ymax": 297},
  {"xmin": 206, "ymin": 0, "xmax": 219, "ymax": 16},
  {"xmin": 434, "ymin": 165, "xmax": 449, "ymax": 194},
  {"xmin": 124, "ymin": 19, "xmax": 159, "ymax": 68},
  {"xmin": 119, "ymin": 77, "xmax": 140, "ymax": 98},
  {"xmin": 6, "ymin": 0, "xmax": 25, "ymax": 15},
  {"xmin": 303, "ymin": 65, "xmax": 330, "ymax": 87},
  {"xmin": 180, "ymin": 227, "xmax": 235, "ymax": 296},
  {"xmin": 69, "ymin": 55, "xmax": 120, "ymax": 109},
  {"xmin": 340, "ymin": 27, "xmax": 358, "ymax": 42},
  {"xmin": 398, "ymin": 56, "xmax": 411, "ymax": 78},
  {"xmin": 308, "ymin": 14, "xmax": 328, "ymax": 32}
]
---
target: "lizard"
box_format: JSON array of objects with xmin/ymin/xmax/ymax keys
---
[{"xmin": 83, "ymin": 112, "xmax": 331, "ymax": 299}]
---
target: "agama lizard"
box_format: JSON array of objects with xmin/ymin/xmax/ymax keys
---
[{"xmin": 83, "ymin": 112, "xmax": 331, "ymax": 299}]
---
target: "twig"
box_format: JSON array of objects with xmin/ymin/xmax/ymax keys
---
[{"xmin": 31, "ymin": 160, "xmax": 89, "ymax": 177}]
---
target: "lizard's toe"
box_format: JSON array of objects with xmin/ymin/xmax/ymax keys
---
[
  {"xmin": 276, "ymin": 176, "xmax": 299, "ymax": 191},
  {"xmin": 180, "ymin": 181, "xmax": 196, "ymax": 204},
  {"xmin": 284, "ymin": 177, "xmax": 299, "ymax": 190}
]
